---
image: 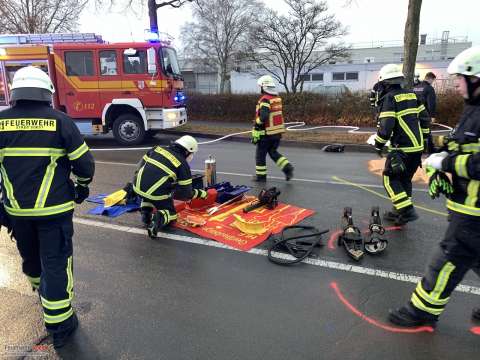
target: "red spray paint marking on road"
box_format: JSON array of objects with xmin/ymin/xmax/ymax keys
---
[
  {"xmin": 471, "ymin": 327, "xmax": 480, "ymax": 335},
  {"xmin": 330, "ymin": 282, "xmax": 434, "ymax": 333},
  {"xmin": 328, "ymin": 226, "xmax": 403, "ymax": 250}
]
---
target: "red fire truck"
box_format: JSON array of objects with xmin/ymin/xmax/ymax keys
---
[{"xmin": 0, "ymin": 33, "xmax": 187, "ymax": 145}]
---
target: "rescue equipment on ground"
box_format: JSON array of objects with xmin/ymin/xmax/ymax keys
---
[
  {"xmin": 178, "ymin": 214, "xmax": 206, "ymax": 227},
  {"xmin": 206, "ymin": 181, "xmax": 251, "ymax": 203},
  {"xmin": 205, "ymin": 155, "xmax": 217, "ymax": 186},
  {"xmin": 188, "ymin": 188, "xmax": 218, "ymax": 209},
  {"xmin": 322, "ymin": 144, "xmax": 345, "ymax": 153},
  {"xmin": 267, "ymin": 225, "xmax": 328, "ymax": 266},
  {"xmin": 243, "ymin": 187, "xmax": 281, "ymax": 213},
  {"xmin": 103, "ymin": 189, "xmax": 128, "ymax": 208},
  {"xmin": 206, "ymin": 194, "xmax": 245, "ymax": 216},
  {"xmin": 337, "ymin": 207, "xmax": 364, "ymax": 261},
  {"xmin": 232, "ymin": 214, "xmax": 267, "ymax": 235},
  {"xmin": 364, "ymin": 206, "xmax": 388, "ymax": 254}
]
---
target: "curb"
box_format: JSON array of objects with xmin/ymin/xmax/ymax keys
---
[{"xmin": 165, "ymin": 130, "xmax": 373, "ymax": 153}]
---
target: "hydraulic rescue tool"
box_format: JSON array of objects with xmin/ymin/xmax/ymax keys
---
[
  {"xmin": 206, "ymin": 194, "xmax": 245, "ymax": 216},
  {"xmin": 337, "ymin": 207, "xmax": 364, "ymax": 261},
  {"xmin": 268, "ymin": 225, "xmax": 329, "ymax": 266},
  {"xmin": 364, "ymin": 206, "xmax": 388, "ymax": 254},
  {"xmin": 243, "ymin": 187, "xmax": 281, "ymax": 213}
]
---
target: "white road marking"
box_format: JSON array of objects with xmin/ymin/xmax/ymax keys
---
[
  {"xmin": 95, "ymin": 160, "xmax": 429, "ymax": 192},
  {"xmin": 73, "ymin": 217, "xmax": 480, "ymax": 297}
]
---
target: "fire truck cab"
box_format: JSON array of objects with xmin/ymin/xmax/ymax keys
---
[{"xmin": 0, "ymin": 33, "xmax": 187, "ymax": 145}]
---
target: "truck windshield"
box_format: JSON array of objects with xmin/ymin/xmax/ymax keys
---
[{"xmin": 160, "ymin": 47, "xmax": 181, "ymax": 77}]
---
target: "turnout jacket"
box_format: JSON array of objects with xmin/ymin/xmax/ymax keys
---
[
  {"xmin": 374, "ymin": 88, "xmax": 431, "ymax": 153},
  {"xmin": 133, "ymin": 144, "xmax": 205, "ymax": 202},
  {"xmin": 0, "ymin": 101, "xmax": 94, "ymax": 218},
  {"xmin": 413, "ymin": 80, "xmax": 437, "ymax": 117},
  {"xmin": 441, "ymin": 105, "xmax": 480, "ymax": 216},
  {"xmin": 254, "ymin": 94, "xmax": 285, "ymax": 136}
]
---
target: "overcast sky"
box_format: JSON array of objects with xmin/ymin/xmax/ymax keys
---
[{"xmin": 80, "ymin": 0, "xmax": 479, "ymax": 47}]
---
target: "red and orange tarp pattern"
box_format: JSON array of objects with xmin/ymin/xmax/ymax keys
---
[{"xmin": 174, "ymin": 196, "xmax": 315, "ymax": 251}]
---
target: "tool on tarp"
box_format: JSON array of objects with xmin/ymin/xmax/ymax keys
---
[
  {"xmin": 205, "ymin": 155, "xmax": 217, "ymax": 186},
  {"xmin": 337, "ymin": 207, "xmax": 364, "ymax": 261},
  {"xmin": 364, "ymin": 206, "xmax": 388, "ymax": 254},
  {"xmin": 232, "ymin": 214, "xmax": 267, "ymax": 235},
  {"xmin": 243, "ymin": 187, "xmax": 280, "ymax": 213},
  {"xmin": 206, "ymin": 194, "xmax": 245, "ymax": 216},
  {"xmin": 267, "ymin": 225, "xmax": 329, "ymax": 266}
]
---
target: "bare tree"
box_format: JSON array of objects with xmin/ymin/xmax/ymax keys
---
[
  {"xmin": 247, "ymin": 0, "xmax": 349, "ymax": 94},
  {"xmin": 403, "ymin": 0, "xmax": 422, "ymax": 88},
  {"xmin": 344, "ymin": 0, "xmax": 423, "ymax": 89},
  {"xmin": 181, "ymin": 0, "xmax": 264, "ymax": 94},
  {"xmin": 96, "ymin": 0, "xmax": 194, "ymax": 34},
  {"xmin": 0, "ymin": 0, "xmax": 88, "ymax": 33}
]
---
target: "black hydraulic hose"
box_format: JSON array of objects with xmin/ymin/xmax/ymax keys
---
[{"xmin": 267, "ymin": 225, "xmax": 329, "ymax": 266}]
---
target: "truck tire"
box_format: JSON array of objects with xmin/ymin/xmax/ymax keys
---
[{"xmin": 112, "ymin": 114, "xmax": 145, "ymax": 146}]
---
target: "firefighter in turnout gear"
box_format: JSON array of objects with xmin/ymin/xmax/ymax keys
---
[
  {"xmin": 252, "ymin": 75, "xmax": 294, "ymax": 182},
  {"xmin": 413, "ymin": 72, "xmax": 437, "ymax": 153},
  {"xmin": 0, "ymin": 66, "xmax": 95, "ymax": 348},
  {"xmin": 133, "ymin": 135, "xmax": 210, "ymax": 238},
  {"xmin": 389, "ymin": 46, "xmax": 480, "ymax": 327},
  {"xmin": 368, "ymin": 64, "xmax": 431, "ymax": 225}
]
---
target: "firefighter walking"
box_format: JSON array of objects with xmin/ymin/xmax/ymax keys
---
[
  {"xmin": 389, "ymin": 47, "xmax": 480, "ymax": 327},
  {"xmin": 367, "ymin": 64, "xmax": 431, "ymax": 225},
  {"xmin": 252, "ymin": 75, "xmax": 294, "ymax": 182},
  {"xmin": 0, "ymin": 67, "xmax": 95, "ymax": 348},
  {"xmin": 133, "ymin": 135, "xmax": 211, "ymax": 238}
]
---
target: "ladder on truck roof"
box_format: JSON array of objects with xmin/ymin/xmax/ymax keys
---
[{"xmin": 0, "ymin": 33, "xmax": 104, "ymax": 45}]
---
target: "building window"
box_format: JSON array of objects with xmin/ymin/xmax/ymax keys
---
[
  {"xmin": 332, "ymin": 72, "xmax": 359, "ymax": 81},
  {"xmin": 65, "ymin": 51, "xmax": 94, "ymax": 76},
  {"xmin": 311, "ymin": 73, "xmax": 324, "ymax": 81},
  {"xmin": 299, "ymin": 74, "xmax": 311, "ymax": 82},
  {"xmin": 332, "ymin": 72, "xmax": 345, "ymax": 81},
  {"xmin": 99, "ymin": 50, "xmax": 118, "ymax": 76},
  {"xmin": 123, "ymin": 49, "xmax": 147, "ymax": 74},
  {"xmin": 346, "ymin": 72, "xmax": 359, "ymax": 81}
]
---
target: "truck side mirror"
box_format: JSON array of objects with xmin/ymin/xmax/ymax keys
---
[{"xmin": 147, "ymin": 47, "xmax": 157, "ymax": 75}]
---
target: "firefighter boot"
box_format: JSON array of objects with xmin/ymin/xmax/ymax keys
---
[
  {"xmin": 283, "ymin": 164, "xmax": 294, "ymax": 181},
  {"xmin": 252, "ymin": 175, "xmax": 267, "ymax": 182},
  {"xmin": 383, "ymin": 207, "xmax": 399, "ymax": 222},
  {"xmin": 147, "ymin": 211, "xmax": 160, "ymax": 239},
  {"xmin": 52, "ymin": 312, "xmax": 79, "ymax": 349},
  {"xmin": 395, "ymin": 206, "xmax": 419, "ymax": 225},
  {"xmin": 388, "ymin": 306, "xmax": 437, "ymax": 328},
  {"xmin": 473, "ymin": 308, "xmax": 480, "ymax": 321}
]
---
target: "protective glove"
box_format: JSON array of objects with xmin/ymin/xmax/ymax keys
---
[
  {"xmin": 423, "ymin": 151, "xmax": 448, "ymax": 171},
  {"xmin": 366, "ymin": 134, "xmax": 376, "ymax": 146},
  {"xmin": 251, "ymin": 129, "xmax": 264, "ymax": 145},
  {"xmin": 387, "ymin": 151, "xmax": 407, "ymax": 175},
  {"xmin": 74, "ymin": 183, "xmax": 89, "ymax": 204},
  {"xmin": 426, "ymin": 166, "xmax": 453, "ymax": 199},
  {"xmin": 367, "ymin": 134, "xmax": 383, "ymax": 157},
  {"xmin": 431, "ymin": 117, "xmax": 436, "ymax": 124}
]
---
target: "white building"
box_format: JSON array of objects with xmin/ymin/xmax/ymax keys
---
[{"xmin": 181, "ymin": 32, "xmax": 472, "ymax": 94}]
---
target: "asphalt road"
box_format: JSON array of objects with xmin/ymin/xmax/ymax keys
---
[{"xmin": 1, "ymin": 134, "xmax": 479, "ymax": 360}]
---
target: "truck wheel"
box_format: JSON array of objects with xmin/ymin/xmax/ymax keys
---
[{"xmin": 112, "ymin": 114, "xmax": 145, "ymax": 146}]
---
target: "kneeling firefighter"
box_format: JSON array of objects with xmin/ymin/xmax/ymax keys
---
[
  {"xmin": 389, "ymin": 46, "xmax": 480, "ymax": 327},
  {"xmin": 368, "ymin": 64, "xmax": 431, "ymax": 225},
  {"xmin": 252, "ymin": 75, "xmax": 294, "ymax": 182},
  {"xmin": 133, "ymin": 135, "xmax": 211, "ymax": 238},
  {"xmin": 0, "ymin": 66, "xmax": 95, "ymax": 348}
]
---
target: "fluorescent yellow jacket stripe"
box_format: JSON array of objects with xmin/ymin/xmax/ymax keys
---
[{"xmin": 68, "ymin": 142, "xmax": 89, "ymax": 161}]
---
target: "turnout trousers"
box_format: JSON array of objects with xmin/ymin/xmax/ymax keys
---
[
  {"xmin": 140, "ymin": 197, "xmax": 178, "ymax": 228},
  {"xmin": 255, "ymin": 135, "xmax": 291, "ymax": 177},
  {"xmin": 383, "ymin": 152, "xmax": 422, "ymax": 211},
  {"xmin": 408, "ymin": 212, "xmax": 480, "ymax": 319},
  {"xmin": 10, "ymin": 212, "xmax": 75, "ymax": 332}
]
